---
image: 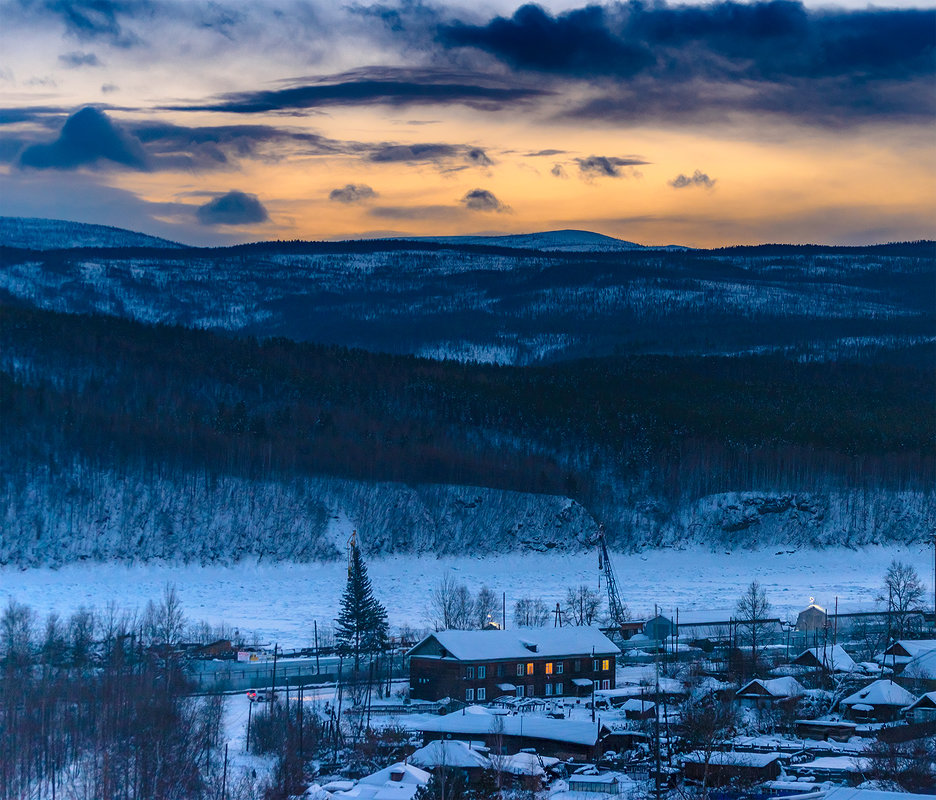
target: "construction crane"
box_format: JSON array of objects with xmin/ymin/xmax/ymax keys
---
[{"xmin": 597, "ymin": 526, "xmax": 629, "ymax": 629}]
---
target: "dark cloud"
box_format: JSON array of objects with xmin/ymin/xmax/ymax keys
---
[
  {"xmin": 438, "ymin": 2, "xmax": 936, "ymax": 125},
  {"xmin": 367, "ymin": 142, "xmax": 490, "ymax": 169},
  {"xmin": 58, "ymin": 51, "xmax": 101, "ymax": 68},
  {"xmin": 525, "ymin": 149, "xmax": 566, "ymax": 157},
  {"xmin": 196, "ymin": 190, "xmax": 268, "ymax": 226},
  {"xmin": 576, "ymin": 155, "xmax": 647, "ymax": 178},
  {"xmin": 461, "ymin": 188, "xmax": 509, "ymax": 213},
  {"xmin": 550, "ymin": 163, "xmax": 567, "ymax": 179},
  {"xmin": 0, "ymin": 106, "xmax": 66, "ymax": 126},
  {"xmin": 35, "ymin": 0, "xmax": 143, "ymax": 47},
  {"xmin": 169, "ymin": 67, "xmax": 548, "ymax": 114},
  {"xmin": 18, "ymin": 106, "xmax": 147, "ymax": 170},
  {"xmin": 670, "ymin": 170, "xmax": 716, "ymax": 189},
  {"xmin": 329, "ymin": 183, "xmax": 377, "ymax": 204}
]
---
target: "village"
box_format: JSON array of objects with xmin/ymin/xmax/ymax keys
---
[{"xmin": 175, "ymin": 538, "xmax": 936, "ymax": 800}]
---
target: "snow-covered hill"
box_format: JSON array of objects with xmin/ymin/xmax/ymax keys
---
[
  {"xmin": 0, "ymin": 216, "xmax": 181, "ymax": 250},
  {"xmin": 403, "ymin": 229, "xmax": 647, "ymax": 252}
]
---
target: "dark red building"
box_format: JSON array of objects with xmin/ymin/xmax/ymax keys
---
[{"xmin": 407, "ymin": 627, "xmax": 620, "ymax": 702}]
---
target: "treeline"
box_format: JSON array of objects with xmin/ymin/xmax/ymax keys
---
[{"xmin": 1, "ymin": 302, "xmax": 933, "ymax": 510}]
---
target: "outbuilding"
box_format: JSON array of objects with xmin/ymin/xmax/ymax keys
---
[{"xmin": 839, "ymin": 679, "xmax": 916, "ymax": 723}]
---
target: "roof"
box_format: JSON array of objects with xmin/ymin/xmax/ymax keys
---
[
  {"xmin": 903, "ymin": 648, "xmax": 936, "ymax": 678},
  {"xmin": 358, "ymin": 762, "xmax": 429, "ymax": 786},
  {"xmin": 840, "ymin": 680, "xmax": 916, "ymax": 708},
  {"xmin": 406, "ymin": 711, "xmax": 605, "ymax": 746},
  {"xmin": 407, "ymin": 626, "xmax": 619, "ymax": 661},
  {"xmin": 793, "ymin": 644, "xmax": 858, "ymax": 672},
  {"xmin": 621, "ymin": 699, "xmax": 655, "ymax": 712},
  {"xmin": 407, "ymin": 740, "xmax": 491, "ymax": 769},
  {"xmin": 904, "ymin": 691, "xmax": 936, "ymax": 712},
  {"xmin": 822, "ymin": 788, "xmax": 936, "ymax": 800},
  {"xmin": 683, "ymin": 751, "xmax": 780, "ymax": 767},
  {"xmin": 498, "ymin": 751, "xmax": 560, "ymax": 776},
  {"xmin": 883, "ymin": 639, "xmax": 936, "ymax": 659},
  {"xmin": 737, "ymin": 677, "xmax": 805, "ymax": 698}
]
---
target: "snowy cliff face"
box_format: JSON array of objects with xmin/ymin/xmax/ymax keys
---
[{"xmin": 1, "ymin": 461, "xmax": 931, "ymax": 566}]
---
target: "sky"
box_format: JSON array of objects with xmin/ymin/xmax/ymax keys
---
[{"xmin": 0, "ymin": 0, "xmax": 934, "ymax": 247}]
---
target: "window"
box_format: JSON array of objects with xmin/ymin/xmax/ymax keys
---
[
  {"xmin": 555, "ymin": 683, "xmax": 563, "ymax": 695},
  {"xmin": 466, "ymin": 666, "xmax": 474, "ymax": 679},
  {"xmin": 573, "ymin": 659, "xmax": 581, "ymax": 672},
  {"xmin": 466, "ymin": 688, "xmax": 474, "ymax": 701},
  {"xmin": 516, "ymin": 685, "xmax": 524, "ymax": 697},
  {"xmin": 545, "ymin": 683, "xmax": 552, "ymax": 695},
  {"xmin": 478, "ymin": 665, "xmax": 486, "ymax": 679},
  {"xmin": 526, "ymin": 662, "xmax": 534, "ymax": 675},
  {"xmin": 601, "ymin": 680, "xmax": 610, "ymax": 690},
  {"xmin": 593, "ymin": 660, "xmax": 600, "ymax": 672},
  {"xmin": 477, "ymin": 687, "xmax": 486, "ymax": 701},
  {"xmin": 497, "ymin": 664, "xmax": 503, "ymax": 677},
  {"xmin": 602, "ymin": 659, "xmax": 610, "ymax": 671},
  {"xmin": 517, "ymin": 663, "xmax": 524, "ymax": 676},
  {"xmin": 545, "ymin": 662, "xmax": 553, "ymax": 675},
  {"xmin": 556, "ymin": 662, "xmax": 564, "ymax": 674}
]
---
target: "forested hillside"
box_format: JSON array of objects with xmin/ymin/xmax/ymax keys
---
[{"xmin": 2, "ymin": 303, "xmax": 933, "ymax": 565}]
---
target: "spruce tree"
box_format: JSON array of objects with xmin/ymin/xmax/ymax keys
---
[{"xmin": 335, "ymin": 538, "xmax": 388, "ymax": 670}]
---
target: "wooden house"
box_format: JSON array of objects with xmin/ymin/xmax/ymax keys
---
[
  {"xmin": 407, "ymin": 627, "xmax": 619, "ymax": 703},
  {"xmin": 681, "ymin": 751, "xmax": 781, "ymax": 786},
  {"xmin": 796, "ymin": 603, "xmax": 828, "ymax": 632},
  {"xmin": 839, "ymin": 679, "xmax": 916, "ymax": 723},
  {"xmin": 736, "ymin": 677, "xmax": 804, "ymax": 709},
  {"xmin": 406, "ymin": 740, "xmax": 491, "ymax": 785},
  {"xmin": 903, "ymin": 691, "xmax": 936, "ymax": 725},
  {"xmin": 792, "ymin": 644, "xmax": 858, "ymax": 674}
]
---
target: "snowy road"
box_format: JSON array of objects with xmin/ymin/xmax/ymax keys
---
[{"xmin": 2, "ymin": 545, "xmax": 928, "ymax": 648}]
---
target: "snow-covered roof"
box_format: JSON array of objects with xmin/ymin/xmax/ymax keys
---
[
  {"xmin": 737, "ymin": 677, "xmax": 805, "ymax": 699},
  {"xmin": 333, "ymin": 762, "xmax": 430, "ymax": 800},
  {"xmin": 903, "ymin": 648, "xmax": 936, "ymax": 679},
  {"xmin": 407, "ymin": 740, "xmax": 492, "ymax": 769},
  {"xmin": 904, "ymin": 691, "xmax": 936, "ymax": 712},
  {"xmin": 620, "ymin": 699, "xmax": 655, "ymax": 712},
  {"xmin": 840, "ymin": 680, "xmax": 916, "ymax": 708},
  {"xmin": 791, "ymin": 756, "xmax": 870, "ymax": 773},
  {"xmin": 497, "ymin": 751, "xmax": 561, "ymax": 776},
  {"xmin": 406, "ymin": 711, "xmax": 605, "ymax": 746},
  {"xmin": 822, "ymin": 787, "xmax": 936, "ymax": 800},
  {"xmin": 883, "ymin": 639, "xmax": 936, "ymax": 659},
  {"xmin": 793, "ymin": 644, "xmax": 858, "ymax": 672},
  {"xmin": 358, "ymin": 762, "xmax": 430, "ymax": 786},
  {"xmin": 407, "ymin": 626, "xmax": 619, "ymax": 661},
  {"xmin": 683, "ymin": 751, "xmax": 780, "ymax": 767}
]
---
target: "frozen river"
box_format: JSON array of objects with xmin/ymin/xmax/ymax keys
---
[{"xmin": 1, "ymin": 544, "xmax": 927, "ymax": 648}]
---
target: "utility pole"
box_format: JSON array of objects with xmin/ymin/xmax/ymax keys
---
[
  {"xmin": 270, "ymin": 643, "xmax": 279, "ymax": 717},
  {"xmin": 246, "ymin": 700, "xmax": 252, "ymax": 753},
  {"xmin": 222, "ymin": 743, "xmax": 228, "ymax": 800},
  {"xmin": 314, "ymin": 620, "xmax": 320, "ymax": 675}
]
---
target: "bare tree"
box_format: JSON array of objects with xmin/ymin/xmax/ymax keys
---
[
  {"xmin": 564, "ymin": 585, "xmax": 603, "ymax": 626},
  {"xmin": 474, "ymin": 585, "xmax": 499, "ymax": 629},
  {"xmin": 427, "ymin": 575, "xmax": 474, "ymax": 630},
  {"xmin": 877, "ymin": 560, "xmax": 925, "ymax": 639},
  {"xmin": 676, "ymin": 690, "xmax": 739, "ymax": 794},
  {"xmin": 513, "ymin": 596, "xmax": 550, "ymax": 628},
  {"xmin": 735, "ymin": 580, "xmax": 771, "ymax": 677},
  {"xmin": 0, "ymin": 598, "xmax": 35, "ymax": 670}
]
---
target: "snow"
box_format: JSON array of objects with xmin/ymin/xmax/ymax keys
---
[
  {"xmin": 737, "ymin": 677, "xmax": 805, "ymax": 698},
  {"xmin": 823, "ymin": 788, "xmax": 936, "ymax": 800},
  {"xmin": 0, "ymin": 545, "xmax": 918, "ymax": 649},
  {"xmin": 839, "ymin": 680, "xmax": 917, "ymax": 708},
  {"xmin": 407, "ymin": 740, "xmax": 491, "ymax": 769},
  {"xmin": 794, "ymin": 645, "xmax": 859, "ymax": 673},
  {"xmin": 411, "ymin": 627, "xmax": 619, "ymax": 660},
  {"xmin": 404, "ymin": 711, "xmax": 605, "ymax": 746}
]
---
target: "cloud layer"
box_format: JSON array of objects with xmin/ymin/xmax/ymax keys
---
[{"xmin": 196, "ymin": 191, "xmax": 269, "ymax": 226}]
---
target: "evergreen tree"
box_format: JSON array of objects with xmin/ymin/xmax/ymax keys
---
[{"xmin": 335, "ymin": 537, "xmax": 388, "ymax": 670}]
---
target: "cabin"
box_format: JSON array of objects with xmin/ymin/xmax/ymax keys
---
[
  {"xmin": 406, "ymin": 627, "xmax": 619, "ymax": 703},
  {"xmin": 681, "ymin": 751, "xmax": 781, "ymax": 786},
  {"xmin": 792, "ymin": 644, "xmax": 858, "ymax": 674},
  {"xmin": 903, "ymin": 691, "xmax": 936, "ymax": 725},
  {"xmin": 899, "ymin": 648, "xmax": 936, "ymax": 691},
  {"xmin": 406, "ymin": 740, "xmax": 491, "ymax": 785},
  {"xmin": 736, "ymin": 677, "xmax": 805, "ymax": 709},
  {"xmin": 620, "ymin": 698, "xmax": 656, "ymax": 720},
  {"xmin": 879, "ymin": 639, "xmax": 936, "ymax": 670},
  {"xmin": 839, "ymin": 679, "xmax": 917, "ymax": 723}
]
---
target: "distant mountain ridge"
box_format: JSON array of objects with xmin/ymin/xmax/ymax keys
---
[
  {"xmin": 398, "ymin": 229, "xmax": 650, "ymax": 252},
  {"xmin": 0, "ymin": 217, "xmax": 181, "ymax": 250}
]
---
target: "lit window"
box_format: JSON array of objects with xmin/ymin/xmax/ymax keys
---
[
  {"xmin": 478, "ymin": 666, "xmax": 486, "ymax": 679},
  {"xmin": 556, "ymin": 663, "xmax": 564, "ymax": 674},
  {"xmin": 517, "ymin": 664, "xmax": 524, "ymax": 676},
  {"xmin": 526, "ymin": 662, "xmax": 534, "ymax": 675},
  {"xmin": 555, "ymin": 683, "xmax": 563, "ymax": 695},
  {"xmin": 477, "ymin": 687, "xmax": 486, "ymax": 701},
  {"xmin": 602, "ymin": 659, "xmax": 610, "ymax": 671},
  {"xmin": 545, "ymin": 683, "xmax": 553, "ymax": 695},
  {"xmin": 545, "ymin": 662, "xmax": 553, "ymax": 675},
  {"xmin": 466, "ymin": 688, "xmax": 474, "ymax": 701}
]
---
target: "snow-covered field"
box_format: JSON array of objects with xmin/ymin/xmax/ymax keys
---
[{"xmin": 1, "ymin": 545, "xmax": 926, "ymax": 648}]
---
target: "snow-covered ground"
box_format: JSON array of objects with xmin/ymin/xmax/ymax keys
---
[{"xmin": 2, "ymin": 545, "xmax": 925, "ymax": 648}]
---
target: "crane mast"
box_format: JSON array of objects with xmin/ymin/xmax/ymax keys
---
[{"xmin": 597, "ymin": 527, "xmax": 628, "ymax": 628}]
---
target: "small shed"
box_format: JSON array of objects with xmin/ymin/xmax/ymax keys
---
[
  {"xmin": 568, "ymin": 772, "xmax": 626, "ymax": 794},
  {"xmin": 620, "ymin": 698, "xmax": 656, "ymax": 720},
  {"xmin": 736, "ymin": 677, "xmax": 805, "ymax": 709},
  {"xmin": 792, "ymin": 644, "xmax": 858, "ymax": 674},
  {"xmin": 682, "ymin": 751, "xmax": 781, "ymax": 786},
  {"xmin": 903, "ymin": 691, "xmax": 936, "ymax": 725},
  {"xmin": 643, "ymin": 615, "xmax": 674, "ymax": 642},
  {"xmin": 839, "ymin": 679, "xmax": 917, "ymax": 723}
]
